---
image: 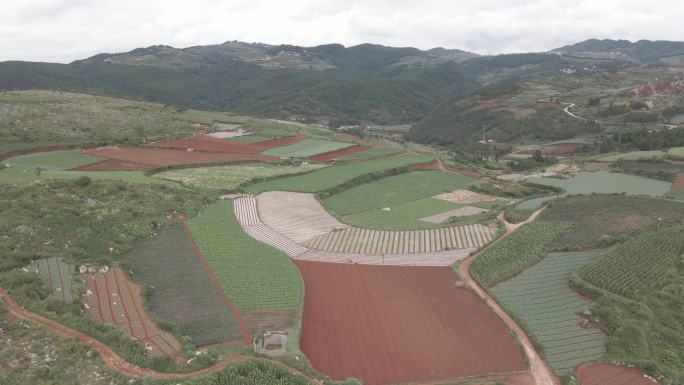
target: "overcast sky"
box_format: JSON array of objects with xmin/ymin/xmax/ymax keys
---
[{"xmin": 3, "ymin": 0, "xmax": 684, "ymax": 63}]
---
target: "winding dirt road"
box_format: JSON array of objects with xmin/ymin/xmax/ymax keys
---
[
  {"xmin": 0, "ymin": 288, "xmax": 259, "ymax": 379},
  {"xmin": 458, "ymin": 208, "xmax": 559, "ymax": 385}
]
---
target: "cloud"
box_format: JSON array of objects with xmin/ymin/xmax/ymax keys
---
[{"xmin": 1, "ymin": 0, "xmax": 683, "ymax": 62}]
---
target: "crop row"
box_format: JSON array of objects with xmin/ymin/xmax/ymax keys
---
[
  {"xmin": 188, "ymin": 200, "xmax": 302, "ymax": 310},
  {"xmin": 579, "ymin": 225, "xmax": 684, "ymax": 298},
  {"xmin": 471, "ymin": 222, "xmax": 571, "ymax": 287},
  {"xmin": 492, "ymin": 251, "xmax": 606, "ymax": 375},
  {"xmin": 29, "ymin": 256, "xmax": 73, "ymax": 303}
]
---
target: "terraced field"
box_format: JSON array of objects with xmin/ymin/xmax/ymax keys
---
[
  {"xmin": 29, "ymin": 257, "xmax": 73, "ymax": 303},
  {"xmin": 303, "ymin": 224, "xmax": 496, "ymax": 254},
  {"xmin": 125, "ymin": 223, "xmax": 247, "ymax": 345},
  {"xmin": 322, "ymin": 170, "xmax": 475, "ymax": 216},
  {"xmin": 492, "ymin": 252, "xmax": 606, "ymax": 375},
  {"xmin": 2, "ymin": 150, "xmax": 102, "ymax": 170},
  {"xmin": 244, "ymin": 154, "xmax": 434, "ymax": 193},
  {"xmin": 189, "ymin": 201, "xmax": 302, "ymax": 331},
  {"xmin": 262, "ymin": 139, "xmax": 354, "ymax": 158}
]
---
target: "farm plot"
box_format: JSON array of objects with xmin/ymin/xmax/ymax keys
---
[
  {"xmin": 83, "ymin": 147, "xmax": 276, "ymax": 168},
  {"xmin": 262, "ymin": 139, "xmax": 354, "ymax": 158},
  {"xmin": 154, "ymin": 163, "xmax": 325, "ymax": 191},
  {"xmin": 2, "ymin": 150, "xmax": 102, "ymax": 170},
  {"xmin": 29, "ymin": 257, "xmax": 73, "ymax": 303},
  {"xmin": 576, "ymin": 363, "xmax": 654, "ymax": 385},
  {"xmin": 322, "ymin": 171, "xmax": 475, "ymax": 216},
  {"xmin": 527, "ymin": 171, "xmax": 671, "ymax": 196},
  {"xmin": 82, "ymin": 267, "xmax": 183, "ymax": 356},
  {"xmin": 70, "ymin": 158, "xmax": 155, "ymax": 171},
  {"xmin": 340, "ymin": 198, "xmax": 464, "ymax": 230},
  {"xmin": 0, "ymin": 167, "xmax": 182, "ymax": 187},
  {"xmin": 125, "ymin": 223, "xmax": 247, "ymax": 346},
  {"xmin": 295, "ymin": 261, "xmax": 527, "ymax": 385},
  {"xmin": 667, "ymin": 146, "xmax": 684, "ymax": 160},
  {"xmin": 244, "ymin": 154, "xmax": 434, "ymax": 194},
  {"xmin": 578, "ymin": 225, "xmax": 684, "ymax": 298},
  {"xmin": 434, "ymin": 189, "xmax": 502, "ymax": 204},
  {"xmin": 492, "ymin": 252, "xmax": 606, "ymax": 375},
  {"xmin": 309, "ymin": 145, "xmax": 369, "ymax": 162},
  {"xmin": 255, "ymin": 191, "xmax": 346, "ymax": 243},
  {"xmin": 419, "ymin": 206, "xmax": 489, "ymax": 223},
  {"xmin": 188, "ymin": 201, "xmax": 302, "ymax": 330},
  {"xmin": 149, "ymin": 134, "xmax": 263, "ymax": 154},
  {"xmin": 539, "ymin": 195, "xmax": 684, "ymax": 250},
  {"xmin": 470, "ymin": 222, "xmax": 572, "ymax": 287},
  {"xmin": 674, "ymin": 172, "xmax": 684, "ymax": 190},
  {"xmin": 584, "ymin": 162, "xmax": 612, "ymax": 172},
  {"xmin": 303, "ymin": 223, "xmax": 496, "ymax": 254},
  {"xmin": 597, "ymin": 151, "xmax": 667, "ymax": 161}
]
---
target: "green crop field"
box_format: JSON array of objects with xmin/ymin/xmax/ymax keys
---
[
  {"xmin": 339, "ymin": 145, "xmax": 404, "ymax": 161},
  {"xmin": 668, "ymin": 146, "xmax": 684, "ymax": 160},
  {"xmin": 339, "ymin": 197, "xmax": 462, "ymax": 230},
  {"xmin": 244, "ymin": 154, "xmax": 434, "ymax": 194},
  {"xmin": 0, "ymin": 141, "xmax": 74, "ymax": 156},
  {"xmin": 492, "ymin": 251, "xmax": 606, "ymax": 374},
  {"xmin": 0, "ymin": 167, "xmax": 182, "ymax": 187},
  {"xmin": 2, "ymin": 150, "xmax": 102, "ymax": 170},
  {"xmin": 527, "ymin": 171, "xmax": 671, "ymax": 196},
  {"xmin": 155, "ymin": 163, "xmax": 326, "ymax": 190},
  {"xmin": 514, "ymin": 195, "xmax": 559, "ymax": 211},
  {"xmin": 539, "ymin": 195, "xmax": 684, "ymax": 250},
  {"xmin": 470, "ymin": 222, "xmax": 571, "ymax": 287},
  {"xmin": 125, "ymin": 224, "xmax": 245, "ymax": 345},
  {"xmin": 597, "ymin": 151, "xmax": 667, "ymax": 161},
  {"xmin": 579, "ymin": 225, "xmax": 684, "ymax": 298},
  {"xmin": 188, "ymin": 201, "xmax": 301, "ymax": 310},
  {"xmin": 322, "ymin": 170, "xmax": 475, "ymax": 217},
  {"xmin": 29, "ymin": 257, "xmax": 74, "ymax": 303},
  {"xmin": 262, "ymin": 139, "xmax": 354, "ymax": 158}
]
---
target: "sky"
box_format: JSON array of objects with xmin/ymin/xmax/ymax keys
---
[{"xmin": 3, "ymin": 0, "xmax": 684, "ymax": 63}]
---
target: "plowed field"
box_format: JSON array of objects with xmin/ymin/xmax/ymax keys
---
[
  {"xmin": 576, "ymin": 363, "xmax": 653, "ymax": 385},
  {"xmin": 295, "ymin": 261, "xmax": 526, "ymax": 385},
  {"xmin": 674, "ymin": 172, "xmax": 684, "ymax": 190}
]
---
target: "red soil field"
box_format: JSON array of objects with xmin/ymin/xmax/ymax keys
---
[
  {"xmin": 70, "ymin": 158, "xmax": 156, "ymax": 171},
  {"xmin": 248, "ymin": 134, "xmax": 308, "ymax": 151},
  {"xmin": 673, "ymin": 172, "xmax": 684, "ymax": 191},
  {"xmin": 83, "ymin": 146, "xmax": 276, "ymax": 167},
  {"xmin": 576, "ymin": 363, "xmax": 654, "ymax": 385},
  {"xmin": 150, "ymin": 134, "xmax": 263, "ymax": 154},
  {"xmin": 408, "ymin": 159, "xmax": 442, "ymax": 170},
  {"xmin": 83, "ymin": 267, "xmax": 183, "ymax": 357},
  {"xmin": 473, "ymin": 98, "xmax": 501, "ymax": 111},
  {"xmin": 309, "ymin": 145, "xmax": 369, "ymax": 162},
  {"xmin": 295, "ymin": 261, "xmax": 526, "ymax": 385}
]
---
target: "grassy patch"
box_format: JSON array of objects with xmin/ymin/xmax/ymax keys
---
[
  {"xmin": 340, "ymin": 198, "xmax": 461, "ymax": 230},
  {"xmin": 244, "ymin": 154, "xmax": 434, "ymax": 193},
  {"xmin": 470, "ymin": 222, "xmax": 572, "ymax": 287},
  {"xmin": 263, "ymin": 139, "xmax": 354, "ymax": 158},
  {"xmin": 597, "ymin": 151, "xmax": 667, "ymax": 161},
  {"xmin": 0, "ymin": 167, "xmax": 181, "ymax": 187},
  {"xmin": 668, "ymin": 146, "xmax": 684, "ymax": 160},
  {"xmin": 527, "ymin": 171, "xmax": 671, "ymax": 196},
  {"xmin": 322, "ymin": 170, "xmax": 475, "ymax": 216},
  {"xmin": 155, "ymin": 163, "xmax": 325, "ymax": 190},
  {"xmin": 188, "ymin": 201, "xmax": 302, "ymax": 310},
  {"xmin": 2, "ymin": 150, "xmax": 102, "ymax": 170}
]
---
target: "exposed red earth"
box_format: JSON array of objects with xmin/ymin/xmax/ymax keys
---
[
  {"xmin": 473, "ymin": 98, "xmax": 501, "ymax": 111},
  {"xmin": 309, "ymin": 145, "xmax": 369, "ymax": 162},
  {"xmin": 576, "ymin": 363, "xmax": 655, "ymax": 385},
  {"xmin": 70, "ymin": 158, "xmax": 156, "ymax": 171},
  {"xmin": 294, "ymin": 260, "xmax": 527, "ymax": 385},
  {"xmin": 673, "ymin": 172, "xmax": 684, "ymax": 190},
  {"xmin": 83, "ymin": 267, "xmax": 183, "ymax": 356},
  {"xmin": 149, "ymin": 133, "xmax": 308, "ymax": 153},
  {"xmin": 83, "ymin": 146, "xmax": 276, "ymax": 167}
]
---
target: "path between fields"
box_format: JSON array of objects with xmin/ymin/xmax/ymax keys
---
[
  {"xmin": 458, "ymin": 208, "xmax": 560, "ymax": 385},
  {"xmin": 562, "ymin": 102, "xmax": 678, "ymax": 130},
  {"xmin": 0, "ymin": 288, "xmax": 318, "ymax": 382}
]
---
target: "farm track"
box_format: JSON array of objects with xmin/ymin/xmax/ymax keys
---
[{"xmin": 458, "ymin": 208, "xmax": 560, "ymax": 385}]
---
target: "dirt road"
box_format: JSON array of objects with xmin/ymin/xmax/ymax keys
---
[
  {"xmin": 0, "ymin": 287, "xmax": 255, "ymax": 379},
  {"xmin": 458, "ymin": 208, "xmax": 559, "ymax": 385}
]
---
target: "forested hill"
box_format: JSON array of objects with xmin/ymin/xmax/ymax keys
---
[{"xmin": 2, "ymin": 39, "xmax": 684, "ymax": 125}]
